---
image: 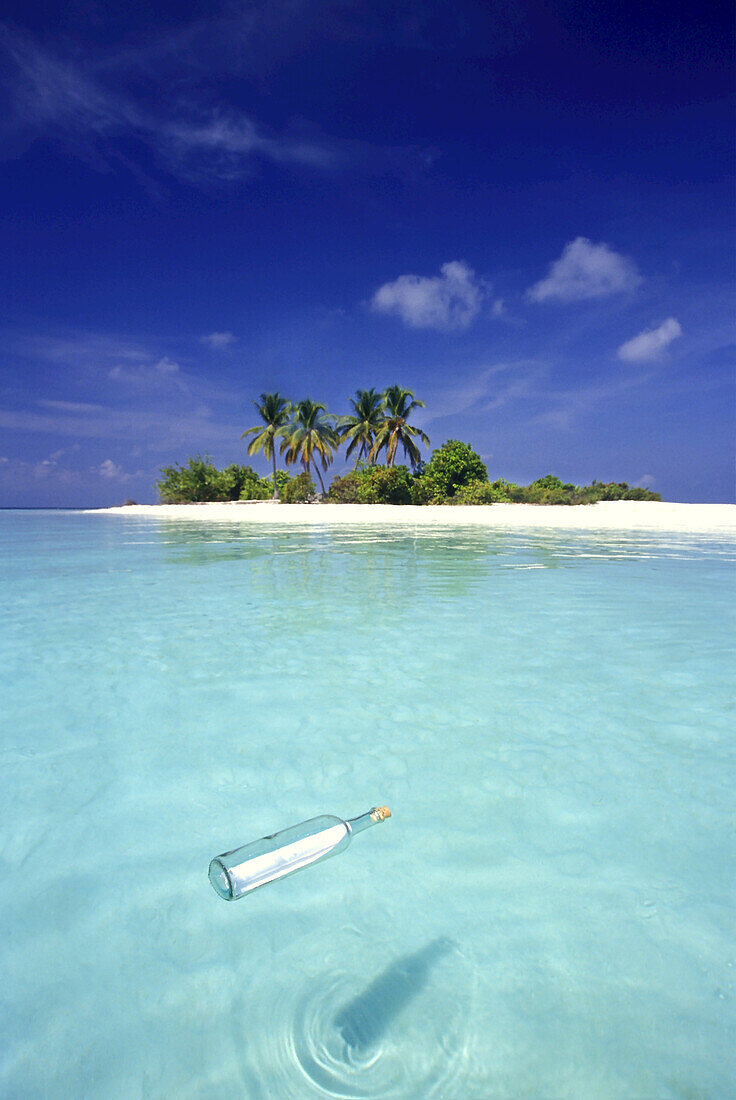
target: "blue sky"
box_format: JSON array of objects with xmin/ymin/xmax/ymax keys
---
[{"xmin": 0, "ymin": 0, "xmax": 732, "ymax": 506}]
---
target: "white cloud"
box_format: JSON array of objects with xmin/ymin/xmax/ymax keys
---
[
  {"xmin": 201, "ymin": 331, "xmax": 236, "ymax": 349},
  {"xmin": 491, "ymin": 298, "xmax": 505, "ymax": 317},
  {"xmin": 108, "ymin": 355, "xmax": 181, "ymax": 384},
  {"xmin": 98, "ymin": 458, "xmax": 125, "ymax": 479},
  {"xmin": 371, "ymin": 261, "xmax": 484, "ymax": 330},
  {"xmin": 153, "ymin": 356, "xmax": 179, "ymax": 374},
  {"xmin": 527, "ymin": 237, "xmax": 641, "ymax": 303},
  {"xmin": 617, "ymin": 318, "xmax": 682, "ymax": 362}
]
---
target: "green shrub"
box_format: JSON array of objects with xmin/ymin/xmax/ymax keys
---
[
  {"xmin": 489, "ymin": 478, "xmax": 518, "ymax": 502},
  {"xmin": 452, "ymin": 479, "xmax": 511, "ymax": 505},
  {"xmin": 424, "ymin": 440, "xmax": 488, "ymax": 499},
  {"xmin": 274, "ymin": 470, "xmax": 291, "ymax": 497},
  {"xmin": 281, "ymin": 471, "xmax": 316, "ymax": 502},
  {"xmin": 359, "ymin": 465, "xmax": 414, "ymax": 504},
  {"xmin": 157, "ymin": 456, "xmax": 273, "ymax": 502},
  {"xmin": 502, "ymin": 475, "xmax": 661, "ymax": 505},
  {"xmin": 327, "ymin": 464, "xmax": 414, "ymax": 504},
  {"xmin": 586, "ymin": 480, "xmax": 660, "ymax": 502},
  {"xmin": 409, "ymin": 475, "xmax": 439, "ymax": 505},
  {"xmin": 520, "ymin": 474, "xmax": 578, "ymax": 504},
  {"xmin": 226, "ymin": 465, "xmax": 271, "ymax": 500},
  {"xmin": 622, "ymin": 486, "xmax": 661, "ymax": 501},
  {"xmin": 326, "ymin": 470, "xmax": 363, "ymax": 503},
  {"xmin": 156, "ymin": 455, "xmax": 223, "ymax": 502}
]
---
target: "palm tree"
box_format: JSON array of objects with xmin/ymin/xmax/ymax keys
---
[
  {"xmin": 280, "ymin": 399, "xmax": 338, "ymax": 495},
  {"xmin": 338, "ymin": 388, "xmax": 386, "ymax": 466},
  {"xmin": 370, "ymin": 385, "xmax": 430, "ymax": 469},
  {"xmin": 241, "ymin": 392, "xmax": 291, "ymax": 500}
]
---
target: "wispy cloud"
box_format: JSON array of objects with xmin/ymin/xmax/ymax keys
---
[
  {"xmin": 527, "ymin": 237, "xmax": 641, "ymax": 303},
  {"xmin": 419, "ymin": 361, "xmax": 543, "ymax": 426},
  {"xmin": 618, "ymin": 317, "xmax": 682, "ymax": 362},
  {"xmin": 0, "ymin": 399, "xmax": 242, "ymax": 455},
  {"xmin": 200, "ymin": 331, "xmax": 237, "ymax": 349},
  {"xmin": 423, "ymin": 355, "xmax": 659, "ymax": 435},
  {"xmin": 371, "ymin": 261, "xmax": 486, "ymax": 331},
  {"xmin": 0, "ymin": 452, "xmax": 84, "ymax": 486},
  {"xmin": 108, "ymin": 356, "xmax": 182, "ymax": 386},
  {"xmin": 38, "ymin": 399, "xmax": 108, "ymax": 413},
  {"xmin": 156, "ymin": 113, "xmax": 340, "ymax": 183},
  {"xmin": 0, "ymin": 25, "xmax": 125, "ymax": 135},
  {"xmin": 0, "ymin": 25, "xmax": 334, "ymax": 183},
  {"xmin": 13, "ymin": 332, "xmax": 151, "ymax": 365},
  {"xmin": 0, "ymin": 23, "xmax": 414, "ymax": 186},
  {"xmin": 529, "ymin": 370, "xmax": 655, "ymax": 430},
  {"xmin": 0, "ymin": 327, "xmax": 247, "ymax": 460},
  {"xmin": 0, "ymin": 449, "xmax": 146, "ymax": 505},
  {"xmin": 7, "ymin": 332, "xmax": 188, "ymax": 391}
]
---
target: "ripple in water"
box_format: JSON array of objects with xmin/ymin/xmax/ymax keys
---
[{"xmin": 235, "ymin": 938, "xmax": 473, "ymax": 1099}]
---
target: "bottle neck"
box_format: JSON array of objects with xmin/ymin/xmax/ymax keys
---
[{"xmin": 347, "ymin": 806, "xmax": 391, "ymax": 835}]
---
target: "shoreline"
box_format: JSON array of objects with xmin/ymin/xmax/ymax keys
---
[{"xmin": 86, "ymin": 500, "xmax": 736, "ymax": 534}]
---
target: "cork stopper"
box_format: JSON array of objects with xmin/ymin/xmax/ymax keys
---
[{"xmin": 370, "ymin": 806, "xmax": 391, "ymax": 822}]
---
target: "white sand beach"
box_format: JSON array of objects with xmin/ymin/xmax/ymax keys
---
[{"xmin": 91, "ymin": 500, "xmax": 736, "ymax": 534}]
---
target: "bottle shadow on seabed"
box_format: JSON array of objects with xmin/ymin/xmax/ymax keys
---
[{"xmin": 333, "ymin": 937, "xmax": 455, "ymax": 1054}]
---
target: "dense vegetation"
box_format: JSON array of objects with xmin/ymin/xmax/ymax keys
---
[
  {"xmin": 156, "ymin": 456, "xmax": 315, "ymax": 503},
  {"xmin": 327, "ymin": 444, "xmax": 660, "ymax": 505},
  {"xmin": 156, "ymin": 389, "xmax": 661, "ymax": 505}
]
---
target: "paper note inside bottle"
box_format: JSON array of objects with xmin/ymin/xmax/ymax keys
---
[{"xmin": 209, "ymin": 806, "xmax": 391, "ymax": 900}]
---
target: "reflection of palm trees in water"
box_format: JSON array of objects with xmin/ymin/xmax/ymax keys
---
[{"xmin": 334, "ymin": 937, "xmax": 454, "ymax": 1053}]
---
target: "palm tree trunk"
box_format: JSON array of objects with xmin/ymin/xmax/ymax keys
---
[
  {"xmin": 387, "ymin": 429, "xmax": 401, "ymax": 467},
  {"xmin": 303, "ymin": 458, "xmax": 322, "ymax": 497},
  {"xmin": 271, "ymin": 446, "xmax": 279, "ymax": 500}
]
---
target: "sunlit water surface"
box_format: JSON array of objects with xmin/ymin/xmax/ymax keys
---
[{"xmin": 0, "ymin": 511, "xmax": 734, "ymax": 1098}]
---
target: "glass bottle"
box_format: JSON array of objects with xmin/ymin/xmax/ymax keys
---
[{"xmin": 208, "ymin": 805, "xmax": 391, "ymax": 900}]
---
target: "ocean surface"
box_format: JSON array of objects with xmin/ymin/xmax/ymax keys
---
[{"xmin": 0, "ymin": 510, "xmax": 734, "ymax": 1099}]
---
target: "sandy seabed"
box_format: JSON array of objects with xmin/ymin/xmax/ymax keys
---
[{"xmin": 90, "ymin": 500, "xmax": 736, "ymax": 534}]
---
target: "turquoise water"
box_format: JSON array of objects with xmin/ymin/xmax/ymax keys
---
[{"xmin": 1, "ymin": 511, "xmax": 734, "ymax": 1099}]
